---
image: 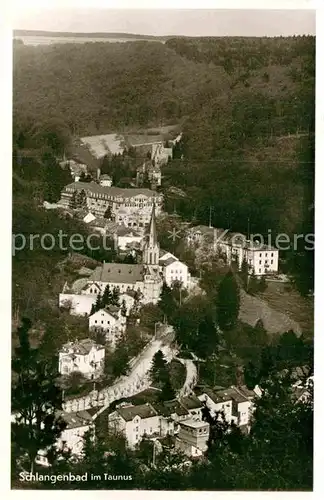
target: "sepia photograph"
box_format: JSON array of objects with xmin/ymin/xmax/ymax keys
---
[{"xmin": 10, "ymin": 2, "xmax": 315, "ymax": 492}]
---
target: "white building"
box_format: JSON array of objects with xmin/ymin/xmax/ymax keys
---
[
  {"xmin": 119, "ymin": 291, "xmax": 136, "ymax": 316},
  {"xmin": 99, "ymin": 174, "xmax": 113, "ymax": 187},
  {"xmin": 57, "ymin": 410, "xmax": 95, "ymax": 457},
  {"xmin": 59, "ymin": 292, "xmax": 96, "ymax": 316},
  {"xmin": 108, "ymin": 403, "xmax": 160, "ymax": 449},
  {"xmin": 160, "ymin": 256, "xmax": 190, "ymax": 289},
  {"xmin": 89, "ymin": 305, "xmax": 127, "ymax": 346},
  {"xmin": 175, "ymin": 419, "xmax": 210, "ymax": 458},
  {"xmin": 218, "ymin": 232, "xmax": 279, "ymax": 276},
  {"xmin": 151, "ymin": 143, "xmax": 173, "ymax": 167},
  {"xmin": 82, "ymin": 205, "xmax": 163, "ymax": 305},
  {"xmin": 113, "ymin": 226, "xmax": 143, "ymax": 251},
  {"xmin": 60, "ymin": 182, "xmax": 163, "ymax": 227},
  {"xmin": 35, "ymin": 408, "xmax": 100, "ymax": 466},
  {"xmin": 59, "ymin": 339, "xmax": 105, "ymax": 380},
  {"xmin": 197, "ymin": 385, "xmax": 255, "ymax": 430}
]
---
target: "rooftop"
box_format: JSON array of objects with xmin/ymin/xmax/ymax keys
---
[
  {"xmin": 61, "ymin": 410, "xmax": 95, "ymax": 429},
  {"xmin": 63, "ymin": 182, "xmax": 162, "ymax": 200},
  {"xmin": 61, "ymin": 338, "xmax": 104, "ymax": 356},
  {"xmin": 89, "ymin": 263, "xmax": 145, "ymax": 284},
  {"xmin": 180, "ymin": 419, "xmax": 209, "ymax": 429},
  {"xmin": 180, "ymin": 395, "xmax": 203, "ymax": 410},
  {"xmin": 116, "ymin": 403, "xmax": 158, "ymax": 422}
]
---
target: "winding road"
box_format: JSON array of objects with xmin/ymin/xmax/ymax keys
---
[{"xmin": 63, "ymin": 324, "xmax": 185, "ymax": 413}]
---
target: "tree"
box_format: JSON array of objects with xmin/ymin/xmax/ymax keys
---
[
  {"xmin": 149, "ymin": 350, "xmax": 169, "ymax": 386},
  {"xmin": 158, "ymin": 282, "xmax": 175, "ymax": 319},
  {"xmin": 110, "ymin": 337, "xmax": 131, "ymax": 378},
  {"xmin": 247, "ymin": 270, "xmax": 259, "ymax": 295},
  {"xmin": 159, "ymin": 378, "xmax": 176, "ymax": 401},
  {"xmin": 121, "ymin": 299, "xmax": 127, "ymax": 317},
  {"xmin": 216, "ymin": 272, "xmax": 240, "ymax": 331},
  {"xmin": 111, "ymin": 287, "xmax": 120, "ymax": 307},
  {"xmin": 240, "ymin": 257, "xmax": 249, "ymax": 291},
  {"xmin": 95, "ymin": 292, "xmax": 103, "ymax": 312},
  {"xmin": 11, "ymin": 318, "xmax": 67, "ymax": 473},
  {"xmin": 101, "ymin": 285, "xmax": 113, "ymax": 308}
]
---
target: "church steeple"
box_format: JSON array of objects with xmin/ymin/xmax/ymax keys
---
[
  {"xmin": 143, "ymin": 203, "xmax": 159, "ymax": 267},
  {"xmin": 148, "ymin": 202, "xmax": 157, "ymax": 247}
]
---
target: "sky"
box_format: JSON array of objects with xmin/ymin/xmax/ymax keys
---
[{"xmin": 13, "ymin": 8, "xmax": 316, "ymax": 37}]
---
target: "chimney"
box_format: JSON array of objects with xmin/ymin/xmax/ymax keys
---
[{"xmin": 97, "ymin": 167, "xmax": 101, "ymax": 181}]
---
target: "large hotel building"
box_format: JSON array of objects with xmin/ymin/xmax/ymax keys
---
[{"xmin": 59, "ymin": 182, "xmax": 163, "ymax": 229}]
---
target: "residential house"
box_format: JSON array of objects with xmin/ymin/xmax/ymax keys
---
[
  {"xmin": 113, "ymin": 225, "xmax": 143, "ymax": 251},
  {"xmin": 175, "ymin": 419, "xmax": 210, "ymax": 458},
  {"xmin": 35, "ymin": 408, "xmax": 100, "ymax": 466},
  {"xmin": 197, "ymin": 385, "xmax": 255, "ymax": 430},
  {"xmin": 89, "ymin": 305, "xmax": 127, "ymax": 346},
  {"xmin": 59, "ymin": 290, "xmax": 97, "ymax": 316},
  {"xmin": 119, "ymin": 291, "xmax": 136, "ymax": 316},
  {"xmin": 218, "ymin": 232, "xmax": 279, "ymax": 276},
  {"xmin": 107, "ymin": 403, "xmax": 160, "ymax": 448},
  {"xmin": 159, "ymin": 252, "xmax": 190, "ymax": 289},
  {"xmin": 59, "ymin": 339, "xmax": 105, "ymax": 380}
]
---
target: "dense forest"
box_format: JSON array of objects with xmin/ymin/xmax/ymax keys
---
[{"xmin": 13, "ymin": 35, "xmax": 315, "ymax": 295}]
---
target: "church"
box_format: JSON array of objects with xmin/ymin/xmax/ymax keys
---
[{"xmin": 83, "ymin": 204, "xmax": 163, "ymax": 305}]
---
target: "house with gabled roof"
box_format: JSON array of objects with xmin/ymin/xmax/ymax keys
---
[
  {"xmin": 89, "ymin": 305, "xmax": 126, "ymax": 346},
  {"xmin": 107, "ymin": 403, "xmax": 160, "ymax": 448},
  {"xmin": 58, "ymin": 339, "xmax": 105, "ymax": 380}
]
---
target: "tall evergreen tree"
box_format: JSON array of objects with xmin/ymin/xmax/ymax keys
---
[
  {"xmin": 149, "ymin": 350, "xmax": 169, "ymax": 386},
  {"xmin": 111, "ymin": 287, "xmax": 120, "ymax": 307},
  {"xmin": 216, "ymin": 272, "xmax": 240, "ymax": 331},
  {"xmin": 101, "ymin": 285, "xmax": 113, "ymax": 308},
  {"xmin": 11, "ymin": 318, "xmax": 66, "ymax": 473}
]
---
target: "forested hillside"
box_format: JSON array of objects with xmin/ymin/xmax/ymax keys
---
[{"xmin": 13, "ymin": 36, "xmax": 315, "ymax": 295}]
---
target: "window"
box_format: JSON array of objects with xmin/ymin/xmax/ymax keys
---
[
  {"xmin": 101, "ymin": 321, "xmax": 104, "ymax": 324},
  {"xmin": 136, "ymin": 426, "xmax": 139, "ymax": 432},
  {"xmin": 259, "ymin": 253, "xmax": 262, "ymax": 257},
  {"xmin": 95, "ymin": 320, "xmax": 97, "ymax": 324},
  {"xmin": 271, "ymin": 252, "xmax": 274, "ymax": 257},
  {"xmin": 265, "ymin": 260, "xmax": 268, "ymax": 264},
  {"xmin": 135, "ymin": 434, "xmax": 138, "ymax": 441},
  {"xmin": 271, "ymin": 260, "xmax": 273, "ymax": 264},
  {"xmin": 265, "ymin": 253, "xmax": 268, "ymax": 257},
  {"xmin": 259, "ymin": 260, "xmax": 261, "ymax": 264},
  {"xmin": 259, "ymin": 269, "xmax": 261, "ymax": 274}
]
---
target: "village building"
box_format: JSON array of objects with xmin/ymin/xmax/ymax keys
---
[
  {"xmin": 197, "ymin": 385, "xmax": 256, "ymax": 430},
  {"xmin": 99, "ymin": 174, "xmax": 113, "ymax": 187},
  {"xmin": 89, "ymin": 305, "xmax": 127, "ymax": 346},
  {"xmin": 82, "ymin": 204, "xmax": 163, "ymax": 304},
  {"xmin": 58, "ymin": 339, "xmax": 105, "ymax": 380},
  {"xmin": 59, "ymin": 182, "xmax": 163, "ymax": 228},
  {"xmin": 218, "ymin": 232, "xmax": 279, "ymax": 276},
  {"xmin": 151, "ymin": 143, "xmax": 173, "ymax": 166},
  {"xmin": 136, "ymin": 159, "xmax": 162, "ymax": 188},
  {"xmin": 113, "ymin": 225, "xmax": 143, "ymax": 251},
  {"xmin": 35, "ymin": 408, "xmax": 101, "ymax": 467},
  {"xmin": 119, "ymin": 291, "xmax": 136, "ymax": 316},
  {"xmin": 107, "ymin": 403, "xmax": 160, "ymax": 448},
  {"xmin": 175, "ymin": 419, "xmax": 210, "ymax": 458}
]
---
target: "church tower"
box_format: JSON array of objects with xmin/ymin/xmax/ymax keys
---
[{"xmin": 142, "ymin": 203, "xmax": 160, "ymax": 267}]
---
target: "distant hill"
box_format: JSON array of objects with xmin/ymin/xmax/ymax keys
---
[{"xmin": 13, "ymin": 29, "xmax": 169, "ymax": 41}]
